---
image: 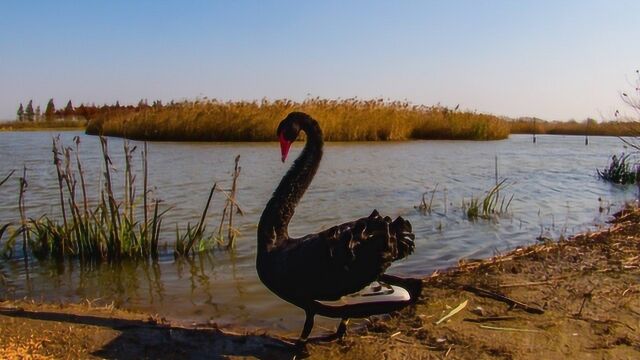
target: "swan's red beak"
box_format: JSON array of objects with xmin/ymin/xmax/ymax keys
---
[{"xmin": 279, "ymin": 133, "xmax": 293, "ymax": 162}]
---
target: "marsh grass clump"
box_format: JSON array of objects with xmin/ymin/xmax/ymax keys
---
[
  {"xmin": 464, "ymin": 179, "xmax": 514, "ymax": 220},
  {"xmin": 597, "ymin": 153, "xmax": 638, "ymax": 184},
  {"xmin": 175, "ymin": 155, "xmax": 244, "ymax": 256},
  {"xmin": 174, "ymin": 183, "xmax": 217, "ymax": 256},
  {"xmin": 86, "ymin": 98, "xmax": 510, "ymax": 141},
  {"xmin": 10, "ymin": 137, "xmax": 168, "ymax": 261},
  {"xmin": 2, "ymin": 136, "xmax": 243, "ymax": 262}
]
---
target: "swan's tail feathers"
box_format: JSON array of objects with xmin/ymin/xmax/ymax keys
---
[
  {"xmin": 390, "ymin": 216, "xmax": 415, "ymax": 260},
  {"xmin": 379, "ymin": 274, "xmax": 423, "ymax": 303}
]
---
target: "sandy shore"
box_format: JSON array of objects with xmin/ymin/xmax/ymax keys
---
[{"xmin": 1, "ymin": 207, "xmax": 639, "ymax": 359}]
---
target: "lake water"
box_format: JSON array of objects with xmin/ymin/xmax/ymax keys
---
[{"xmin": 0, "ymin": 131, "xmax": 636, "ymax": 332}]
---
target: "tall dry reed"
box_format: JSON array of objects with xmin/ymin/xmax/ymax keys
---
[
  {"xmin": 87, "ymin": 98, "xmax": 510, "ymax": 141},
  {"xmin": 509, "ymin": 118, "xmax": 640, "ymax": 137}
]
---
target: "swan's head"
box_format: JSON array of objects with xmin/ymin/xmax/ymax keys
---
[{"xmin": 276, "ymin": 112, "xmax": 308, "ymax": 162}]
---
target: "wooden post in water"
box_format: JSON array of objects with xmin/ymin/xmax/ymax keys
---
[
  {"xmin": 227, "ymin": 155, "xmax": 241, "ymax": 248},
  {"xmin": 585, "ymin": 118, "xmax": 590, "ymax": 146}
]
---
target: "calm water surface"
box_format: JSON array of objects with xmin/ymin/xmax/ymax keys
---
[{"xmin": 0, "ymin": 131, "xmax": 636, "ymax": 332}]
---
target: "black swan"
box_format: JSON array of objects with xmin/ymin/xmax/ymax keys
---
[{"xmin": 257, "ymin": 112, "xmax": 422, "ymax": 349}]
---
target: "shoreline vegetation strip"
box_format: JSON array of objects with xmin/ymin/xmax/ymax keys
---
[{"xmin": 3, "ymin": 98, "xmax": 638, "ymax": 140}]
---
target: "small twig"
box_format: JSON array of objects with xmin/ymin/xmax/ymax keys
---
[
  {"xmin": 499, "ymin": 280, "xmax": 556, "ymax": 288},
  {"xmin": 0, "ymin": 169, "xmax": 15, "ymax": 187},
  {"xmin": 463, "ymin": 285, "xmax": 544, "ymax": 314},
  {"xmin": 463, "ymin": 316, "xmax": 518, "ymax": 323},
  {"xmin": 479, "ymin": 325, "xmax": 542, "ymax": 333},
  {"xmin": 574, "ymin": 288, "xmax": 594, "ymax": 317},
  {"xmin": 393, "ymin": 337, "xmax": 412, "ymax": 344}
]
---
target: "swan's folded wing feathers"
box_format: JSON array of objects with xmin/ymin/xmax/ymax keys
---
[{"xmin": 302, "ymin": 213, "xmax": 414, "ymax": 300}]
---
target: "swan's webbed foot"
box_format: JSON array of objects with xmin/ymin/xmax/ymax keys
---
[
  {"xmin": 294, "ymin": 340, "xmax": 310, "ymax": 358},
  {"xmin": 288, "ymin": 314, "xmax": 349, "ymax": 358},
  {"xmin": 307, "ymin": 318, "xmax": 349, "ymax": 343}
]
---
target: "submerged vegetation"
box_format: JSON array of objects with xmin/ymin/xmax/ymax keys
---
[
  {"xmin": 597, "ymin": 153, "xmax": 638, "ymax": 185},
  {"xmin": 1, "ymin": 137, "xmax": 242, "ymax": 262},
  {"xmin": 86, "ymin": 98, "xmax": 510, "ymax": 141}
]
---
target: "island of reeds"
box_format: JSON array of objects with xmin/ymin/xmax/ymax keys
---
[
  {"xmin": 4, "ymin": 97, "xmax": 639, "ymax": 140},
  {"xmin": 84, "ymin": 98, "xmax": 510, "ymax": 141}
]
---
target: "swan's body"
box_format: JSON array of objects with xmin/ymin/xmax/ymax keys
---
[{"xmin": 257, "ymin": 112, "xmax": 421, "ymax": 348}]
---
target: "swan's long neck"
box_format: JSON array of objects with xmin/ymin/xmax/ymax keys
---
[{"xmin": 257, "ymin": 118, "xmax": 323, "ymax": 253}]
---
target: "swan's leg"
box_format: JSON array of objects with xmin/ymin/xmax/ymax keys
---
[
  {"xmin": 335, "ymin": 318, "xmax": 349, "ymax": 339},
  {"xmin": 307, "ymin": 318, "xmax": 349, "ymax": 343},
  {"xmin": 297, "ymin": 310, "xmax": 315, "ymax": 346}
]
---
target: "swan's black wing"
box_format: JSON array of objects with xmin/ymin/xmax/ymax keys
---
[{"xmin": 276, "ymin": 210, "xmax": 415, "ymax": 301}]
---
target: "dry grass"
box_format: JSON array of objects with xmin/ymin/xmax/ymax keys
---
[
  {"xmin": 509, "ymin": 118, "xmax": 640, "ymax": 137},
  {"xmin": 86, "ymin": 98, "xmax": 510, "ymax": 141},
  {"xmin": 0, "ymin": 119, "xmax": 86, "ymax": 131}
]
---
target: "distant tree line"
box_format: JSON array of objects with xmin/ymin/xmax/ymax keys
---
[{"xmin": 15, "ymin": 98, "xmax": 165, "ymax": 122}]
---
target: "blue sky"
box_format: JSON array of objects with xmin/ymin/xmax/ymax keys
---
[{"xmin": 1, "ymin": 0, "xmax": 638, "ymax": 120}]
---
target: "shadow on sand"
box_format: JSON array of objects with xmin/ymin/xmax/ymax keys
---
[{"xmin": 0, "ymin": 307, "xmax": 299, "ymax": 360}]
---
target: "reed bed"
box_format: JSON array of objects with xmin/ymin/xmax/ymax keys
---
[
  {"xmin": 509, "ymin": 118, "xmax": 640, "ymax": 137},
  {"xmin": 86, "ymin": 98, "xmax": 510, "ymax": 141},
  {"xmin": 0, "ymin": 119, "xmax": 86, "ymax": 131},
  {"xmin": 1, "ymin": 137, "xmax": 242, "ymax": 262}
]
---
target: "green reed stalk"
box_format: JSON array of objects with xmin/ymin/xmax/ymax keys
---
[
  {"xmin": 150, "ymin": 199, "xmax": 161, "ymax": 260},
  {"xmin": 73, "ymin": 137, "xmax": 93, "ymax": 258},
  {"xmin": 99, "ymin": 136, "xmax": 121, "ymax": 258},
  {"xmin": 62, "ymin": 146, "xmax": 82, "ymax": 257},
  {"xmin": 74, "ymin": 137, "xmax": 89, "ymax": 218},
  {"xmin": 175, "ymin": 181, "xmax": 217, "ymax": 256},
  {"xmin": 217, "ymin": 201, "xmax": 228, "ymax": 243},
  {"xmin": 18, "ymin": 167, "xmax": 29, "ymax": 259},
  {"xmin": 142, "ymin": 142, "xmax": 149, "ymax": 245},
  {"xmin": 52, "ymin": 137, "xmax": 69, "ymax": 253}
]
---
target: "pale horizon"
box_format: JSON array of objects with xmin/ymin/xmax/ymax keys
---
[{"xmin": 2, "ymin": 1, "xmax": 639, "ymax": 122}]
